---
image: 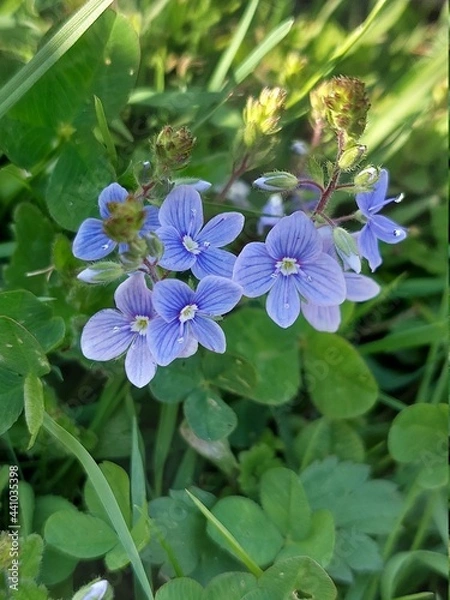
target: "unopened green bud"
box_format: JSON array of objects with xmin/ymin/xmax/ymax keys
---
[
  {"xmin": 243, "ymin": 87, "xmax": 286, "ymax": 147},
  {"xmin": 103, "ymin": 197, "xmax": 145, "ymax": 243},
  {"xmin": 333, "ymin": 227, "xmax": 361, "ymax": 273},
  {"xmin": 154, "ymin": 125, "xmax": 196, "ymax": 171},
  {"xmin": 311, "ymin": 77, "xmax": 370, "ymax": 140},
  {"xmin": 77, "ymin": 262, "xmax": 125, "ymax": 284},
  {"xmin": 354, "ymin": 166, "xmax": 380, "ymax": 189},
  {"xmin": 143, "ymin": 232, "xmax": 164, "ymax": 260},
  {"xmin": 338, "ymin": 145, "xmax": 366, "ymax": 170},
  {"xmin": 253, "ymin": 171, "xmax": 298, "ymax": 192}
]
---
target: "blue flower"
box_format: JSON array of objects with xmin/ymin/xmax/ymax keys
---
[
  {"xmin": 147, "ymin": 276, "xmax": 242, "ymax": 366},
  {"xmin": 301, "ymin": 226, "xmax": 380, "ymax": 332},
  {"xmin": 356, "ymin": 169, "xmax": 407, "ymax": 271},
  {"xmin": 80, "ymin": 273, "xmax": 158, "ymax": 388},
  {"xmin": 233, "ymin": 212, "xmax": 346, "ymax": 328},
  {"xmin": 73, "ymin": 183, "xmax": 159, "ymax": 261},
  {"xmin": 156, "ymin": 186, "xmax": 244, "ymax": 279}
]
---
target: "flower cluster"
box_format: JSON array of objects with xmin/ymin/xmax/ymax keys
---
[{"xmin": 74, "ymin": 114, "xmax": 407, "ymax": 386}]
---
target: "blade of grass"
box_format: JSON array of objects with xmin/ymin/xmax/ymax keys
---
[
  {"xmin": 0, "ymin": 0, "xmax": 114, "ymax": 120},
  {"xmin": 185, "ymin": 489, "xmax": 263, "ymax": 577},
  {"xmin": 233, "ymin": 18, "xmax": 294, "ymax": 84},
  {"xmin": 153, "ymin": 403, "xmax": 179, "ymax": 497},
  {"xmin": 43, "ymin": 412, "xmax": 154, "ymax": 600},
  {"xmin": 207, "ymin": 0, "xmax": 260, "ymax": 92},
  {"xmin": 94, "ymin": 95, "xmax": 118, "ymax": 168},
  {"xmin": 359, "ymin": 321, "xmax": 447, "ymax": 355}
]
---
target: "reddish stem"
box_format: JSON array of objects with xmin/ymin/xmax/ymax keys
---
[{"xmin": 217, "ymin": 154, "xmax": 251, "ymax": 202}]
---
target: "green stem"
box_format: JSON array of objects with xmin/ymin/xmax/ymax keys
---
[
  {"xmin": 153, "ymin": 403, "xmax": 179, "ymax": 497},
  {"xmin": 43, "ymin": 413, "xmax": 154, "ymax": 600},
  {"xmin": 410, "ymin": 492, "xmax": 434, "ymax": 551}
]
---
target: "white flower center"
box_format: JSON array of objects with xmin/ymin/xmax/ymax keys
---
[
  {"xmin": 130, "ymin": 315, "xmax": 150, "ymax": 335},
  {"xmin": 276, "ymin": 257, "xmax": 300, "ymax": 276},
  {"xmin": 182, "ymin": 235, "xmax": 201, "ymax": 255},
  {"xmin": 179, "ymin": 304, "xmax": 198, "ymax": 323}
]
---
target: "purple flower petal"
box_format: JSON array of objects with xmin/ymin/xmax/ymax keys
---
[
  {"xmin": 356, "ymin": 169, "xmax": 389, "ymax": 216},
  {"xmin": 368, "ymin": 215, "xmax": 407, "ymax": 244},
  {"xmin": 114, "ymin": 273, "xmax": 154, "ymax": 318},
  {"xmin": 158, "ymin": 185, "xmax": 203, "ymax": 236},
  {"xmin": 194, "ymin": 276, "xmax": 242, "ymax": 316},
  {"xmin": 266, "ymin": 276, "xmax": 301, "ymax": 328},
  {"xmin": 152, "ymin": 279, "xmax": 194, "ymax": 322},
  {"xmin": 125, "ymin": 334, "xmax": 157, "ymax": 387},
  {"xmin": 191, "ymin": 247, "xmax": 237, "ymax": 279},
  {"xmin": 73, "ymin": 218, "xmax": 116, "ymax": 260},
  {"xmin": 178, "ymin": 336, "xmax": 199, "ymax": 358},
  {"xmin": 302, "ymin": 303, "xmax": 341, "ymax": 332},
  {"xmin": 345, "ymin": 273, "xmax": 380, "ymax": 302},
  {"xmin": 141, "ymin": 205, "xmax": 160, "ymax": 233},
  {"xmin": 98, "ymin": 183, "xmax": 129, "ymax": 219},
  {"xmin": 233, "ymin": 242, "xmax": 276, "ymax": 297},
  {"xmin": 358, "ymin": 225, "xmax": 382, "ymax": 272},
  {"xmin": 147, "ymin": 317, "xmax": 185, "ymax": 366},
  {"xmin": 266, "ymin": 212, "xmax": 321, "ymax": 262},
  {"xmin": 157, "ymin": 226, "xmax": 196, "ymax": 272},
  {"xmin": 197, "ymin": 212, "xmax": 244, "ymax": 246},
  {"xmin": 81, "ymin": 309, "xmax": 131, "ymax": 360},
  {"xmin": 293, "ymin": 254, "xmax": 346, "ymax": 306},
  {"xmin": 190, "ymin": 317, "xmax": 226, "ymax": 353}
]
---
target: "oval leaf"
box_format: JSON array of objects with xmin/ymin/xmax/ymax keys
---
[
  {"xmin": 0, "ymin": 316, "xmax": 49, "ymax": 376},
  {"xmin": 184, "ymin": 389, "xmax": 237, "ymax": 441}
]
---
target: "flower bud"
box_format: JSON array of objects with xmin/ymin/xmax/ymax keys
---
[
  {"xmin": 154, "ymin": 125, "xmax": 196, "ymax": 171},
  {"xmin": 102, "ymin": 197, "xmax": 145, "ymax": 243},
  {"xmin": 337, "ymin": 144, "xmax": 366, "ymax": 170},
  {"xmin": 77, "ymin": 262, "xmax": 125, "ymax": 284},
  {"xmin": 243, "ymin": 87, "xmax": 286, "ymax": 148},
  {"xmin": 333, "ymin": 227, "xmax": 361, "ymax": 273},
  {"xmin": 253, "ymin": 171, "xmax": 298, "ymax": 192},
  {"xmin": 73, "ymin": 579, "xmax": 110, "ymax": 600},
  {"xmin": 172, "ymin": 177, "xmax": 212, "ymax": 192},
  {"xmin": 354, "ymin": 166, "xmax": 380, "ymax": 189},
  {"xmin": 311, "ymin": 77, "xmax": 370, "ymax": 140}
]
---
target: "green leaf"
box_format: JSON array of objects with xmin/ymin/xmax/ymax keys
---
[
  {"xmin": 18, "ymin": 534, "xmax": 43, "ymax": 580},
  {"xmin": 208, "ymin": 496, "xmax": 283, "ymax": 568},
  {"xmin": 259, "ymin": 467, "xmax": 312, "ymax": 540},
  {"xmin": 0, "ymin": 290, "xmax": 65, "ymax": 353},
  {"xmin": 3, "ymin": 203, "xmax": 54, "ymax": 296},
  {"xmin": 46, "ymin": 136, "xmax": 115, "ymax": 231},
  {"xmin": 184, "ymin": 389, "xmax": 237, "ymax": 441},
  {"xmin": 203, "ymin": 572, "xmax": 257, "ymax": 600},
  {"xmin": 150, "ymin": 354, "xmax": 204, "ymax": 404},
  {"xmin": 0, "ymin": 367, "xmax": 24, "ymax": 436},
  {"xmin": 6, "ymin": 580, "xmax": 48, "ymax": 600},
  {"xmin": 0, "ymin": 0, "xmax": 115, "ymax": 120},
  {"xmin": 301, "ymin": 457, "xmax": 403, "ymax": 535},
  {"xmin": 0, "ymin": 316, "xmax": 49, "ymax": 376},
  {"xmin": 155, "ymin": 578, "xmax": 203, "ymax": 600},
  {"xmin": 294, "ymin": 418, "xmax": 365, "ymax": 469},
  {"xmin": 105, "ymin": 506, "xmax": 151, "ymax": 570},
  {"xmin": 276, "ymin": 509, "xmax": 335, "ymax": 567},
  {"xmin": 257, "ymin": 556, "xmax": 337, "ymax": 600},
  {"xmin": 381, "ymin": 550, "xmax": 448, "ymax": 600},
  {"xmin": 207, "ymin": 0, "xmax": 260, "ymax": 91},
  {"xmin": 84, "ymin": 461, "xmax": 132, "ymax": 528},
  {"xmin": 202, "ymin": 352, "xmax": 258, "ymax": 398},
  {"xmin": 18, "ymin": 481, "xmax": 35, "ymax": 536},
  {"xmin": 0, "ymin": 11, "xmax": 140, "ymax": 168},
  {"xmin": 40, "ymin": 547, "xmax": 77, "ymax": 586},
  {"xmin": 42, "ymin": 414, "xmax": 153, "ymax": 599},
  {"xmin": 388, "ymin": 404, "xmax": 448, "ymax": 488},
  {"xmin": 359, "ymin": 321, "xmax": 447, "ymax": 354},
  {"xmin": 303, "ymin": 333, "xmax": 378, "ymax": 418},
  {"xmin": 233, "ymin": 18, "xmax": 294, "ymax": 84},
  {"xmin": 222, "ymin": 308, "xmax": 301, "ymax": 405},
  {"xmin": 44, "ymin": 509, "xmax": 118, "ymax": 558},
  {"xmin": 24, "ymin": 374, "xmax": 44, "ymax": 449}
]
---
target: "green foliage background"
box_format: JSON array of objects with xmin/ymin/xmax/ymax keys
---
[{"xmin": 0, "ymin": 1, "xmax": 447, "ymax": 599}]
